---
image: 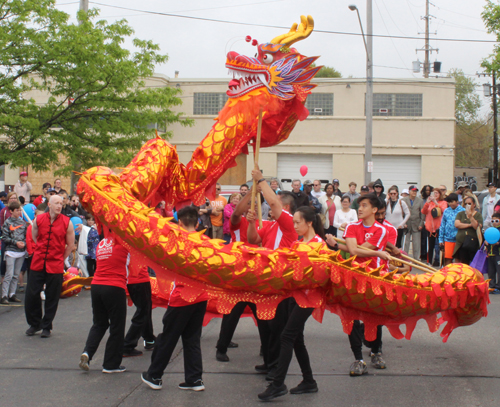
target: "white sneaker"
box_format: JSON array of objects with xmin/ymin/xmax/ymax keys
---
[
  {"xmin": 79, "ymin": 353, "xmax": 90, "ymax": 371},
  {"xmin": 40, "ymin": 291, "xmax": 46, "ymax": 301}
]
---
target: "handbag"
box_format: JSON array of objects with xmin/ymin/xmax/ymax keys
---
[
  {"xmin": 470, "ymin": 244, "xmax": 488, "ymax": 274},
  {"xmin": 461, "ymin": 231, "xmax": 479, "ymax": 253}
]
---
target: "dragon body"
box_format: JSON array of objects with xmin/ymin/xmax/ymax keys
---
[{"xmin": 77, "ymin": 16, "xmax": 489, "ymax": 342}]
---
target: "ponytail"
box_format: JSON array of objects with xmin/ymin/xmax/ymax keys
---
[{"xmin": 296, "ymin": 206, "xmax": 326, "ymax": 240}]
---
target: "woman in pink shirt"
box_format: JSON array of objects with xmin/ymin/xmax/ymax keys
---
[{"xmin": 223, "ymin": 193, "xmax": 240, "ymax": 244}]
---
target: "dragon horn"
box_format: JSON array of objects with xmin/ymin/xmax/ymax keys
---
[{"xmin": 271, "ymin": 15, "xmax": 314, "ymax": 47}]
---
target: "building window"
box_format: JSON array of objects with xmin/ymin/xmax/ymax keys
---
[
  {"xmin": 193, "ymin": 93, "xmax": 228, "ymax": 115},
  {"xmin": 372, "ymin": 93, "xmax": 422, "ymax": 116},
  {"xmin": 305, "ymin": 93, "xmax": 334, "ymax": 116}
]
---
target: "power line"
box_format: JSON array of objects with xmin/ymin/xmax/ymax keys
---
[{"xmin": 89, "ymin": 2, "xmax": 496, "ymax": 44}]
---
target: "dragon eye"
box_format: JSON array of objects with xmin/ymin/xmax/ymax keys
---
[{"xmin": 262, "ymin": 53, "xmax": 274, "ymax": 64}]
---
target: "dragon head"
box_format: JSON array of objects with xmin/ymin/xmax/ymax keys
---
[{"xmin": 225, "ymin": 15, "xmax": 321, "ymax": 102}]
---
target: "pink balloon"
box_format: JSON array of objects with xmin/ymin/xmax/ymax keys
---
[{"xmin": 300, "ymin": 165, "xmax": 308, "ymax": 177}]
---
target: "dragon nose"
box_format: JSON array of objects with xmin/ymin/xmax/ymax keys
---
[{"xmin": 226, "ymin": 51, "xmax": 240, "ymax": 61}]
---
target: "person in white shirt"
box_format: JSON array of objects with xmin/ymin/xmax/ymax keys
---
[
  {"xmin": 482, "ymin": 182, "xmax": 500, "ymax": 230},
  {"xmin": 333, "ymin": 195, "xmax": 358, "ymax": 238},
  {"xmin": 310, "ymin": 180, "xmax": 325, "ymax": 199},
  {"xmin": 385, "ymin": 186, "xmax": 410, "ymax": 247}
]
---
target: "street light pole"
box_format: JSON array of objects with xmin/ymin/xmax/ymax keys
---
[{"xmin": 349, "ymin": 2, "xmax": 373, "ymax": 185}]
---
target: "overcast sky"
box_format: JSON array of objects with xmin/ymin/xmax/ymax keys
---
[{"xmin": 57, "ymin": 0, "xmax": 496, "ymax": 115}]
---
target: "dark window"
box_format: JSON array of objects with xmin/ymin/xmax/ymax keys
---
[
  {"xmin": 372, "ymin": 93, "xmax": 422, "ymax": 116},
  {"xmin": 305, "ymin": 93, "xmax": 334, "ymax": 116},
  {"xmin": 193, "ymin": 93, "xmax": 228, "ymax": 115}
]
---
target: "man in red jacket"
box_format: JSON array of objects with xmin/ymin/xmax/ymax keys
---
[{"xmin": 25, "ymin": 195, "xmax": 75, "ymax": 338}]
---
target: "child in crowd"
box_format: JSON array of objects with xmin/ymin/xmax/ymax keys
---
[
  {"xmin": 1, "ymin": 201, "xmax": 27, "ymax": 304},
  {"xmin": 485, "ymin": 212, "xmax": 500, "ymax": 294},
  {"xmin": 85, "ymin": 214, "xmax": 100, "ymax": 277}
]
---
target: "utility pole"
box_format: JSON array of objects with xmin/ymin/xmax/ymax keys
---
[
  {"xmin": 494, "ymin": 72, "xmax": 498, "ymax": 184},
  {"xmin": 365, "ymin": 0, "xmax": 373, "ymax": 185},
  {"xmin": 424, "ymin": 0, "xmax": 429, "ymax": 78},
  {"xmin": 71, "ymin": 0, "xmax": 89, "ymax": 194}
]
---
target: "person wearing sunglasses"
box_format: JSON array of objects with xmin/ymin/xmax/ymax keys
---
[
  {"xmin": 482, "ymin": 183, "xmax": 500, "ymax": 230},
  {"xmin": 384, "ymin": 186, "xmax": 410, "ymax": 248}
]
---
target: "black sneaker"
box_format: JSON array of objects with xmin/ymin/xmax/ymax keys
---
[
  {"xmin": 0, "ymin": 296, "xmax": 8, "ymax": 305},
  {"xmin": 216, "ymin": 350, "xmax": 229, "ymax": 362},
  {"xmin": 265, "ymin": 367, "xmax": 277, "ymax": 381},
  {"xmin": 290, "ymin": 380, "xmax": 318, "ymax": 394},
  {"xmin": 178, "ymin": 379, "xmax": 205, "ymax": 391},
  {"xmin": 25, "ymin": 326, "xmax": 41, "ymax": 336},
  {"xmin": 228, "ymin": 341, "xmax": 239, "ymax": 348},
  {"xmin": 9, "ymin": 295, "xmax": 21, "ymax": 303},
  {"xmin": 144, "ymin": 339, "xmax": 156, "ymax": 350},
  {"xmin": 41, "ymin": 329, "xmax": 51, "ymax": 338},
  {"xmin": 123, "ymin": 349, "xmax": 143, "ymax": 357},
  {"xmin": 102, "ymin": 366, "xmax": 126, "ymax": 374},
  {"xmin": 142, "ymin": 372, "xmax": 162, "ymax": 390},
  {"xmin": 255, "ymin": 363, "xmax": 269, "ymax": 374},
  {"xmin": 258, "ymin": 383, "xmax": 288, "ymax": 401}
]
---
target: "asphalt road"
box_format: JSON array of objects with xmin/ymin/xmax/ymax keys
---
[{"xmin": 0, "ymin": 289, "xmax": 499, "ymax": 407}]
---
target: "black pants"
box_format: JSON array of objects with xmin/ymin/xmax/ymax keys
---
[
  {"xmin": 83, "ymin": 284, "xmax": 127, "ymax": 370},
  {"xmin": 148, "ymin": 301, "xmax": 207, "ymax": 381},
  {"xmin": 396, "ymin": 229, "xmax": 405, "ymax": 248},
  {"xmin": 25, "ymin": 269, "xmax": 63, "ymax": 330},
  {"xmin": 421, "ymin": 229, "xmax": 429, "ymax": 261},
  {"xmin": 124, "ymin": 281, "xmax": 155, "ymax": 352},
  {"xmin": 428, "ymin": 231, "xmax": 440, "ymax": 264},
  {"xmin": 216, "ymin": 301, "xmax": 270, "ymax": 365},
  {"xmin": 273, "ymin": 300, "xmax": 314, "ymax": 387},
  {"xmin": 268, "ymin": 298, "xmax": 294, "ymax": 369},
  {"xmin": 488, "ymin": 256, "xmax": 500, "ymax": 290},
  {"xmin": 87, "ymin": 259, "xmax": 96, "ymax": 277},
  {"xmin": 1, "ymin": 240, "xmax": 6, "ymax": 276},
  {"xmin": 348, "ymin": 321, "xmax": 382, "ymax": 360}
]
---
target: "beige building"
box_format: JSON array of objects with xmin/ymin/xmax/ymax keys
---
[
  {"xmin": 166, "ymin": 75, "xmax": 455, "ymax": 192},
  {"xmin": 3, "ymin": 74, "xmax": 455, "ymax": 196}
]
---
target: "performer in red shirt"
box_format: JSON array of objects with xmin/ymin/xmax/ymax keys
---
[
  {"xmin": 142, "ymin": 206, "xmax": 208, "ymax": 391},
  {"xmin": 258, "ymin": 206, "xmax": 324, "ymax": 401},
  {"xmin": 216, "ymin": 191, "xmax": 270, "ymax": 368},
  {"xmin": 79, "ymin": 235, "xmax": 130, "ymax": 374},
  {"xmin": 122, "ymin": 264, "xmax": 156, "ymax": 357},
  {"xmin": 25, "ymin": 195, "xmax": 75, "ymax": 338},
  {"xmin": 327, "ymin": 194, "xmax": 390, "ymax": 378},
  {"xmin": 247, "ymin": 170, "xmax": 299, "ymax": 381}
]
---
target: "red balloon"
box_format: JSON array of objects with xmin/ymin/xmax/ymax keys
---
[{"xmin": 300, "ymin": 165, "xmax": 308, "ymax": 177}]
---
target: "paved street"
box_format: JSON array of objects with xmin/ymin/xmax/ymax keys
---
[{"xmin": 0, "ymin": 289, "xmax": 499, "ymax": 407}]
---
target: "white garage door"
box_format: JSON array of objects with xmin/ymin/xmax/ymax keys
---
[
  {"xmin": 372, "ymin": 155, "xmax": 421, "ymax": 192},
  {"xmin": 278, "ymin": 154, "xmax": 333, "ymax": 191}
]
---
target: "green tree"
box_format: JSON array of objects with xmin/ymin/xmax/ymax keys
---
[
  {"xmin": 449, "ymin": 68, "xmax": 481, "ymax": 126},
  {"xmin": 312, "ymin": 64, "xmax": 342, "ymax": 78},
  {"xmin": 0, "ymin": 0, "xmax": 190, "ymax": 174}
]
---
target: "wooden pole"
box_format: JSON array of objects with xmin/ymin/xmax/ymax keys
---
[
  {"xmin": 337, "ymin": 227, "xmax": 436, "ymax": 273},
  {"xmin": 332, "ymin": 236, "xmax": 436, "ymax": 274},
  {"xmin": 251, "ymin": 108, "xmax": 264, "ymax": 229}
]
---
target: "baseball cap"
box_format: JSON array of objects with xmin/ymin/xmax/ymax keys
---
[
  {"xmin": 47, "ymin": 188, "xmax": 57, "ymax": 194},
  {"xmin": 487, "ymin": 182, "xmax": 497, "ymax": 187},
  {"xmin": 402, "ymin": 189, "xmax": 409, "ymax": 195},
  {"xmin": 409, "ymin": 185, "xmax": 418, "ymax": 191},
  {"xmin": 304, "ymin": 179, "xmax": 313, "ymax": 186},
  {"xmin": 0, "ymin": 191, "xmax": 7, "ymax": 198},
  {"xmin": 332, "ymin": 178, "xmax": 340, "ymax": 184},
  {"xmin": 42, "ymin": 182, "xmax": 52, "ymax": 189},
  {"xmin": 360, "ymin": 185, "xmax": 369, "ymax": 192},
  {"xmin": 20, "ymin": 171, "xmax": 28, "ymax": 176},
  {"xmin": 457, "ymin": 181, "xmax": 469, "ymax": 188},
  {"xmin": 445, "ymin": 193, "xmax": 459, "ymax": 202}
]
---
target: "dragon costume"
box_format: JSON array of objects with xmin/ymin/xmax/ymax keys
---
[{"xmin": 76, "ymin": 16, "xmax": 489, "ymax": 342}]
